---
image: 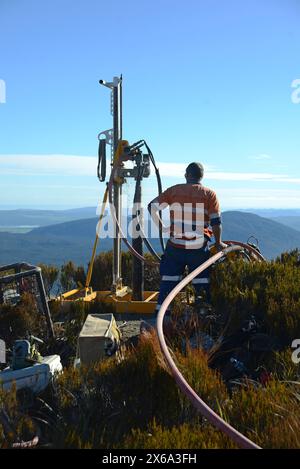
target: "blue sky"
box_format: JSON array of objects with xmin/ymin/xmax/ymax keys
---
[{"xmin": 0, "ymin": 0, "xmax": 300, "ymax": 210}]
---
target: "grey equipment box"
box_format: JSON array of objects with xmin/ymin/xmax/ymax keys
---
[{"xmin": 77, "ymin": 314, "xmax": 121, "ymax": 365}]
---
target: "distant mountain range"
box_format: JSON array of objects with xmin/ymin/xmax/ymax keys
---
[
  {"xmin": 0, "ymin": 210, "xmax": 300, "ymax": 266},
  {"xmin": 221, "ymin": 211, "xmax": 300, "ymax": 258},
  {"xmin": 0, "ymin": 207, "xmax": 97, "ymax": 228},
  {"xmin": 270, "ymin": 216, "xmax": 300, "ymax": 233},
  {"xmin": 239, "ymin": 209, "xmax": 300, "ymax": 217},
  {"xmin": 1, "ymin": 207, "xmax": 300, "ymax": 228}
]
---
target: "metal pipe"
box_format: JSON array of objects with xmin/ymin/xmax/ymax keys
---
[
  {"xmin": 112, "ymin": 76, "xmax": 123, "ymax": 291},
  {"xmin": 132, "ymin": 172, "xmax": 144, "ymax": 300}
]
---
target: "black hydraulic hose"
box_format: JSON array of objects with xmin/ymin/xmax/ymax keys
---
[
  {"xmin": 142, "ymin": 229, "xmax": 161, "ymax": 261},
  {"xmin": 154, "ymin": 166, "xmax": 165, "ymax": 253},
  {"xmin": 97, "ymin": 139, "xmax": 106, "ymax": 182},
  {"xmin": 108, "ymin": 157, "xmax": 159, "ymax": 266},
  {"xmin": 125, "ymin": 139, "xmax": 163, "ymax": 259},
  {"xmin": 133, "ymin": 164, "xmax": 161, "ymax": 261},
  {"xmin": 144, "ymin": 141, "xmax": 165, "ymax": 253},
  {"xmin": 93, "ymin": 139, "xmax": 160, "ymax": 266}
]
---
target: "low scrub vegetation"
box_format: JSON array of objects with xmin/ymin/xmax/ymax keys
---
[{"xmin": 0, "ymin": 249, "xmax": 299, "ymax": 448}]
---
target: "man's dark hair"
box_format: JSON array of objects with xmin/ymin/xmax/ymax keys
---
[{"xmin": 185, "ymin": 162, "xmax": 204, "ymax": 181}]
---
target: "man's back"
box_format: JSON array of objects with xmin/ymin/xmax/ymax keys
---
[
  {"xmin": 158, "ymin": 183, "xmax": 221, "ymax": 248},
  {"xmin": 148, "ymin": 161, "xmax": 226, "ymax": 315}
]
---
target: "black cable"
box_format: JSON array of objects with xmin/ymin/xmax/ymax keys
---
[
  {"xmin": 133, "ymin": 160, "xmax": 161, "ymax": 261},
  {"xmin": 144, "ymin": 141, "xmax": 166, "ymax": 253},
  {"xmin": 97, "ymin": 139, "xmax": 106, "ymax": 182}
]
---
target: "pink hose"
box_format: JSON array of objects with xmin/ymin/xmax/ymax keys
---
[
  {"xmin": 220, "ymin": 240, "xmax": 265, "ymax": 262},
  {"xmin": 156, "ymin": 244, "xmax": 262, "ymax": 449},
  {"xmin": 108, "ymin": 151, "xmax": 263, "ymax": 448}
]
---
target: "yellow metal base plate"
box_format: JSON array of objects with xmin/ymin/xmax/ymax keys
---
[{"xmin": 56, "ymin": 288, "xmax": 158, "ymax": 314}]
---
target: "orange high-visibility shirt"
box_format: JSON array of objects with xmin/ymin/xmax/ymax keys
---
[{"xmin": 157, "ymin": 183, "xmax": 221, "ymax": 249}]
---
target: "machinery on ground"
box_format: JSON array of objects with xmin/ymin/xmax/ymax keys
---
[
  {"xmin": 58, "ymin": 76, "xmax": 264, "ymax": 314},
  {"xmin": 0, "ymin": 337, "xmax": 62, "ymax": 393},
  {"xmin": 0, "ymin": 262, "xmax": 55, "ymax": 338},
  {"xmin": 59, "ymin": 76, "xmax": 165, "ymax": 313}
]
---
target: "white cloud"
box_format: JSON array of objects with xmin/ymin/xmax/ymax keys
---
[
  {"xmin": 0, "ymin": 156, "xmax": 215, "ymax": 178},
  {"xmin": 249, "ymin": 154, "xmax": 272, "ymax": 160},
  {"xmin": 218, "ymin": 188, "xmax": 300, "ymax": 209},
  {"xmin": 158, "ymin": 163, "xmax": 300, "ymax": 183},
  {"xmin": 0, "ymin": 154, "xmax": 96, "ymax": 177},
  {"xmin": 205, "ymin": 172, "xmax": 300, "ymax": 183},
  {"xmin": 0, "ymin": 154, "xmax": 299, "ymax": 185},
  {"xmin": 0, "ymin": 79, "xmax": 6, "ymax": 104},
  {"xmin": 157, "ymin": 161, "xmax": 214, "ymax": 176}
]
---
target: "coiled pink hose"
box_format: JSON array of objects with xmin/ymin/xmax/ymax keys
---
[
  {"xmin": 109, "ymin": 153, "xmax": 263, "ymax": 447},
  {"xmin": 156, "ymin": 245, "xmax": 262, "ymax": 449}
]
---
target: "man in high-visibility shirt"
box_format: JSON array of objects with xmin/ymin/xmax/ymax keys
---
[{"xmin": 148, "ymin": 162, "xmax": 227, "ymax": 315}]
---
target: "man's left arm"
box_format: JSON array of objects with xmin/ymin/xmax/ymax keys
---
[{"xmin": 209, "ymin": 192, "xmax": 227, "ymax": 251}]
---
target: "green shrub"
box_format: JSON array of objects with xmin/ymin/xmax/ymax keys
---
[
  {"xmin": 90, "ymin": 251, "xmax": 159, "ymax": 292},
  {"xmin": 38, "ymin": 264, "xmax": 59, "ymax": 298},
  {"xmin": 1, "ymin": 250, "xmax": 300, "ymax": 449},
  {"xmin": 53, "ymin": 333, "xmax": 182, "ymax": 447},
  {"xmin": 0, "ymin": 386, "xmax": 37, "ymax": 448},
  {"xmin": 0, "ymin": 293, "xmax": 46, "ymax": 347},
  {"xmin": 120, "ymin": 420, "xmax": 236, "ymax": 449},
  {"xmin": 211, "ymin": 256, "xmax": 300, "ymax": 345},
  {"xmin": 225, "ymin": 380, "xmax": 300, "ymax": 448}
]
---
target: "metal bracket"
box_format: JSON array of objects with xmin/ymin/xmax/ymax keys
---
[
  {"xmin": 99, "ymin": 77, "xmax": 121, "ymax": 89},
  {"xmin": 115, "ymin": 285, "xmax": 132, "ymax": 298},
  {"xmin": 98, "ymin": 129, "xmax": 113, "ymax": 146},
  {"xmin": 99, "ymin": 80, "xmax": 114, "ymax": 89}
]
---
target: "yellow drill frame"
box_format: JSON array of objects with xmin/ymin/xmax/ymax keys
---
[{"xmin": 57, "ymin": 140, "xmax": 159, "ymax": 315}]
